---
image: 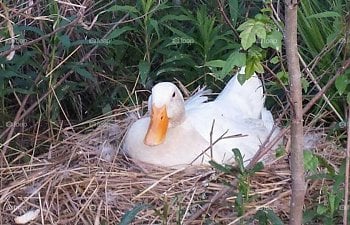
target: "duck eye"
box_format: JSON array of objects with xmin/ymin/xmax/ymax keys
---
[{"xmin": 172, "ymin": 92, "xmax": 176, "ymax": 98}]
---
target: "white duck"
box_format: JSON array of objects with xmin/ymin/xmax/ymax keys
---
[{"xmin": 124, "ymin": 68, "xmax": 276, "ymax": 168}]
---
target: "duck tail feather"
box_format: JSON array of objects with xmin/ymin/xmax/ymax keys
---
[{"xmin": 185, "ymin": 86, "xmax": 211, "ymax": 110}]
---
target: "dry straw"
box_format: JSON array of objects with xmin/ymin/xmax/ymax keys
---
[{"xmin": 1, "ymin": 106, "xmax": 344, "ymax": 224}]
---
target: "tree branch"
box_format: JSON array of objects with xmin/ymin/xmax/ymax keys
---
[{"xmin": 284, "ymin": 1, "xmax": 306, "ymax": 224}]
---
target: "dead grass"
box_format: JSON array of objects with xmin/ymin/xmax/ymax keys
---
[{"xmin": 0, "ymin": 105, "xmax": 345, "ymax": 224}]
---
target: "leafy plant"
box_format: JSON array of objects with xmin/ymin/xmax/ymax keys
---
[
  {"xmin": 210, "ymin": 148, "xmax": 283, "ymax": 224},
  {"xmin": 304, "ymin": 159, "xmax": 347, "ymax": 224}
]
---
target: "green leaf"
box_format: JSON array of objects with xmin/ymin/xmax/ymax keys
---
[
  {"xmin": 205, "ymin": 60, "xmax": 226, "ymax": 68},
  {"xmin": 301, "ymin": 77, "xmax": 309, "ymax": 93},
  {"xmin": 15, "ymin": 25, "xmax": 45, "ymax": 36},
  {"xmin": 228, "ymin": 0, "xmax": 239, "ymax": 26},
  {"xmin": 303, "ymin": 151, "xmax": 319, "ymax": 173},
  {"xmin": 316, "ymin": 205, "xmax": 328, "ymax": 215},
  {"xmin": 119, "ymin": 204, "xmax": 150, "ymax": 225},
  {"xmin": 106, "ymin": 5, "xmax": 139, "ymax": 14},
  {"xmin": 106, "ymin": 26, "xmax": 134, "ymax": 40},
  {"xmin": 270, "ymin": 56, "xmax": 280, "ymax": 64},
  {"xmin": 160, "ymin": 14, "xmax": 193, "ymax": 23},
  {"xmin": 275, "ymin": 146, "xmax": 286, "ymax": 158},
  {"xmin": 328, "ymin": 193, "xmax": 335, "ymax": 215},
  {"xmin": 260, "ymin": 30, "xmax": 283, "ymax": 51},
  {"xmin": 276, "ymin": 71, "xmax": 289, "ymax": 84},
  {"xmin": 74, "ymin": 67, "xmax": 95, "ymax": 81},
  {"xmin": 149, "ymin": 19, "xmax": 160, "ymax": 38},
  {"xmin": 209, "ymin": 160, "xmax": 233, "ymax": 174},
  {"xmin": 102, "ymin": 103, "xmax": 112, "ymax": 115},
  {"xmin": 218, "ymin": 51, "xmax": 246, "ymax": 79},
  {"xmin": 246, "ymin": 59, "xmax": 263, "ymax": 77},
  {"xmin": 138, "ymin": 60, "xmax": 151, "ymax": 86},
  {"xmin": 249, "ymin": 162, "xmax": 264, "ymax": 174},
  {"xmin": 232, "ymin": 148, "xmax": 245, "ymax": 174},
  {"xmin": 307, "ymin": 11, "xmax": 341, "ymax": 19},
  {"xmin": 58, "ymin": 34, "xmax": 71, "ymax": 49},
  {"xmin": 156, "ymin": 67, "xmax": 185, "ymax": 76},
  {"xmin": 335, "ymin": 74, "xmax": 349, "ymax": 95},
  {"xmin": 234, "ymin": 192, "xmax": 244, "ymax": 216},
  {"xmin": 238, "ymin": 20, "xmax": 266, "ymax": 50},
  {"xmin": 237, "ymin": 73, "xmax": 246, "ymax": 85},
  {"xmin": 265, "ymin": 209, "xmax": 284, "ymax": 225}
]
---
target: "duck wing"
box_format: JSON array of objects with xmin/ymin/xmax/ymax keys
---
[{"xmin": 215, "ymin": 70, "xmax": 264, "ymax": 119}]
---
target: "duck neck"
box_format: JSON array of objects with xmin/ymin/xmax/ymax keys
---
[{"xmin": 168, "ymin": 104, "xmax": 186, "ymax": 128}]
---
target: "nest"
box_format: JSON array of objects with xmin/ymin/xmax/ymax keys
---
[{"xmin": 0, "ymin": 109, "xmax": 345, "ymax": 224}]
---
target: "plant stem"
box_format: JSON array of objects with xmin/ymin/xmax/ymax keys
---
[
  {"xmin": 284, "ymin": 1, "xmax": 306, "ymax": 224},
  {"xmin": 344, "ymin": 107, "xmax": 350, "ymax": 225}
]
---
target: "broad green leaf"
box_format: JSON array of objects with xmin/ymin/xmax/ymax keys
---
[
  {"xmin": 246, "ymin": 59, "xmax": 263, "ymax": 77},
  {"xmin": 307, "ymin": 11, "xmax": 341, "ymax": 19},
  {"xmin": 138, "ymin": 60, "xmax": 151, "ymax": 86},
  {"xmin": 260, "ymin": 30, "xmax": 283, "ymax": 51},
  {"xmin": 218, "ymin": 51, "xmax": 246, "ymax": 79},
  {"xmin": 238, "ymin": 20, "xmax": 266, "ymax": 50},
  {"xmin": 119, "ymin": 204, "xmax": 150, "ymax": 225},
  {"xmin": 335, "ymin": 74, "xmax": 348, "ymax": 95}
]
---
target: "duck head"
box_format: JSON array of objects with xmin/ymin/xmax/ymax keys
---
[{"xmin": 144, "ymin": 82, "xmax": 185, "ymax": 146}]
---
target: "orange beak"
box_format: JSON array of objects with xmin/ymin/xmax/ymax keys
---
[{"xmin": 144, "ymin": 105, "xmax": 169, "ymax": 146}]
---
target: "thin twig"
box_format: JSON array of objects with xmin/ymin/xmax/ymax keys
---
[
  {"xmin": 216, "ymin": 0, "xmax": 239, "ymax": 39},
  {"xmin": 303, "ymin": 57, "xmax": 350, "ymax": 115}
]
